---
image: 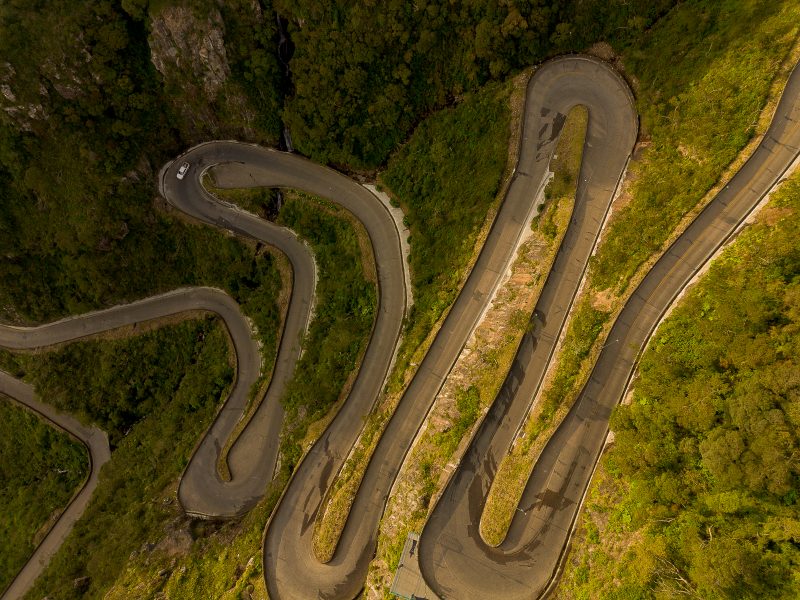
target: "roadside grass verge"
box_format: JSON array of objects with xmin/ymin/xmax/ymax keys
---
[
  {"xmin": 17, "ymin": 318, "xmax": 234, "ymax": 599},
  {"xmin": 310, "ymin": 76, "xmax": 519, "ymax": 563},
  {"xmin": 0, "ymin": 400, "xmax": 88, "ymax": 593},
  {"xmin": 200, "ymin": 181, "xmax": 281, "ymax": 222},
  {"xmin": 106, "ymin": 474, "xmax": 287, "ymax": 600},
  {"xmin": 478, "ymin": 0, "xmax": 800, "ymax": 549},
  {"xmin": 272, "ymin": 190, "xmax": 377, "ymax": 472},
  {"xmin": 479, "ymin": 105, "xmax": 589, "ymax": 547}
]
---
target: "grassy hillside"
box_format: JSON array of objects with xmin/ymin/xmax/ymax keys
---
[
  {"xmin": 480, "ymin": 0, "xmax": 800, "ymax": 543},
  {"xmin": 592, "ymin": 0, "xmax": 800, "ymax": 292},
  {"xmin": 480, "ymin": 105, "xmax": 588, "ymax": 546},
  {"xmin": 18, "ymin": 318, "xmax": 232, "ymax": 599},
  {"xmin": 556, "ymin": 170, "xmax": 800, "ymax": 600},
  {"xmin": 207, "ymin": 187, "xmax": 378, "ymax": 473},
  {"xmin": 365, "ymin": 105, "xmax": 585, "ymax": 592},
  {"xmin": 0, "ymin": 401, "xmax": 88, "ymax": 593}
]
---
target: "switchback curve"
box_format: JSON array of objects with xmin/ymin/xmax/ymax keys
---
[
  {"xmin": 0, "ymin": 287, "xmax": 251, "ymax": 599},
  {"xmin": 263, "ymin": 55, "xmax": 638, "ymax": 599},
  {"xmin": 165, "ymin": 142, "xmax": 408, "ymax": 518},
  {"xmin": 3, "ymin": 143, "xmax": 407, "ymax": 596},
  {"xmin": 417, "ymin": 60, "xmax": 800, "ymax": 600}
]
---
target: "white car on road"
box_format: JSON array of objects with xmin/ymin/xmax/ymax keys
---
[{"xmin": 176, "ymin": 161, "xmax": 190, "ymax": 180}]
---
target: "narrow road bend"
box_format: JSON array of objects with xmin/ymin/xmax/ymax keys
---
[
  {"xmin": 0, "ymin": 376, "xmax": 109, "ymax": 600},
  {"xmin": 165, "ymin": 143, "xmax": 407, "ymax": 518}
]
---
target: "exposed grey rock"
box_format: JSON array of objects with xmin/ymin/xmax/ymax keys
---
[
  {"xmin": 72, "ymin": 576, "xmax": 90, "ymax": 591},
  {"xmin": 149, "ymin": 6, "xmax": 230, "ymax": 101}
]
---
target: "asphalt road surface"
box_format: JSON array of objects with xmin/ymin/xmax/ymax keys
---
[
  {"xmin": 164, "ymin": 143, "xmax": 407, "ymax": 519},
  {"xmin": 0, "ymin": 377, "xmax": 109, "ymax": 600},
  {"xmin": 263, "ymin": 55, "xmax": 637, "ymax": 599},
  {"xmin": 2, "ymin": 144, "xmax": 406, "ymax": 596},
  {"xmin": 416, "ymin": 61, "xmax": 800, "ymax": 599}
]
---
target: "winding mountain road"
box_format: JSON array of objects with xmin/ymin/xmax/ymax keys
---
[
  {"xmin": 4, "ymin": 54, "xmax": 800, "ymax": 600},
  {"xmin": 417, "ymin": 60, "xmax": 800, "ymax": 599},
  {"xmin": 2, "ymin": 144, "xmax": 407, "ymax": 597},
  {"xmin": 165, "ymin": 143, "xmax": 407, "ymax": 519},
  {"xmin": 263, "ymin": 55, "xmax": 637, "ymax": 599}
]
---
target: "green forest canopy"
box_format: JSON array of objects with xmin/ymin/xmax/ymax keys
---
[{"xmin": 567, "ymin": 174, "xmax": 800, "ymax": 599}]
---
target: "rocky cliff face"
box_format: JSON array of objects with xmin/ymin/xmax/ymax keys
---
[
  {"xmin": 149, "ymin": 6, "xmax": 231, "ymax": 100},
  {"xmin": 148, "ymin": 4, "xmax": 260, "ymax": 141},
  {"xmin": 0, "ymin": 62, "xmax": 45, "ymax": 130}
]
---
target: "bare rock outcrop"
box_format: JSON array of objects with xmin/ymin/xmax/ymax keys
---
[
  {"xmin": 148, "ymin": 4, "xmax": 259, "ymax": 140},
  {"xmin": 149, "ymin": 6, "xmax": 231, "ymax": 100},
  {"xmin": 0, "ymin": 62, "xmax": 46, "ymax": 130}
]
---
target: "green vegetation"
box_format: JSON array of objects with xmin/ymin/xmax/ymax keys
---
[
  {"xmin": 204, "ymin": 181, "xmax": 280, "ymax": 220},
  {"xmin": 2, "ymin": 0, "xmax": 798, "ymax": 595},
  {"xmin": 14, "ymin": 318, "xmax": 233, "ymax": 599},
  {"xmin": 0, "ymin": 401, "xmax": 88, "ymax": 593},
  {"xmin": 275, "ymin": 0, "xmax": 677, "ymax": 167},
  {"xmin": 591, "ymin": 0, "xmax": 800, "ymax": 293},
  {"xmin": 540, "ymin": 106, "xmax": 589, "ymax": 238},
  {"xmin": 557, "ymin": 171, "xmax": 800, "ymax": 600},
  {"xmin": 215, "ymin": 1, "xmax": 285, "ymax": 141},
  {"xmin": 312, "ymin": 79, "xmax": 516, "ymax": 562},
  {"xmin": 104, "ymin": 468, "xmax": 285, "ymax": 599},
  {"xmin": 10, "ymin": 321, "xmax": 230, "ymax": 448},
  {"xmin": 133, "ymin": 0, "xmax": 284, "ymax": 143},
  {"xmin": 81, "ymin": 183, "xmax": 377, "ymax": 581},
  {"xmin": 369, "ymin": 109, "xmax": 580, "ymax": 591},
  {"xmin": 480, "ymin": 0, "xmax": 800, "ymax": 551},
  {"xmin": 480, "ymin": 104, "xmax": 589, "ymax": 547},
  {"xmin": 382, "ymin": 79, "xmax": 512, "ymax": 392}
]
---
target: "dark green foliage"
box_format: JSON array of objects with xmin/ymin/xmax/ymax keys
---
[
  {"xmin": 382, "ymin": 82, "xmax": 510, "ymax": 379},
  {"xmin": 0, "ymin": 2, "xmax": 282, "ymax": 356},
  {"xmin": 602, "ymin": 176, "xmax": 800, "ymax": 599},
  {"xmin": 0, "ymin": 401, "xmax": 88, "ymax": 592},
  {"xmin": 275, "ymin": 0, "xmax": 676, "ymax": 168},
  {"xmin": 538, "ymin": 300, "xmax": 607, "ymax": 424},
  {"xmin": 276, "ymin": 193, "xmax": 376, "ymax": 470},
  {"xmin": 24, "ymin": 319, "xmax": 233, "ymax": 599},
  {"xmin": 435, "ymin": 385, "xmax": 481, "ymax": 456},
  {"xmin": 19, "ymin": 320, "xmax": 229, "ymax": 447},
  {"xmin": 220, "ymin": 0, "xmax": 285, "ymax": 141}
]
